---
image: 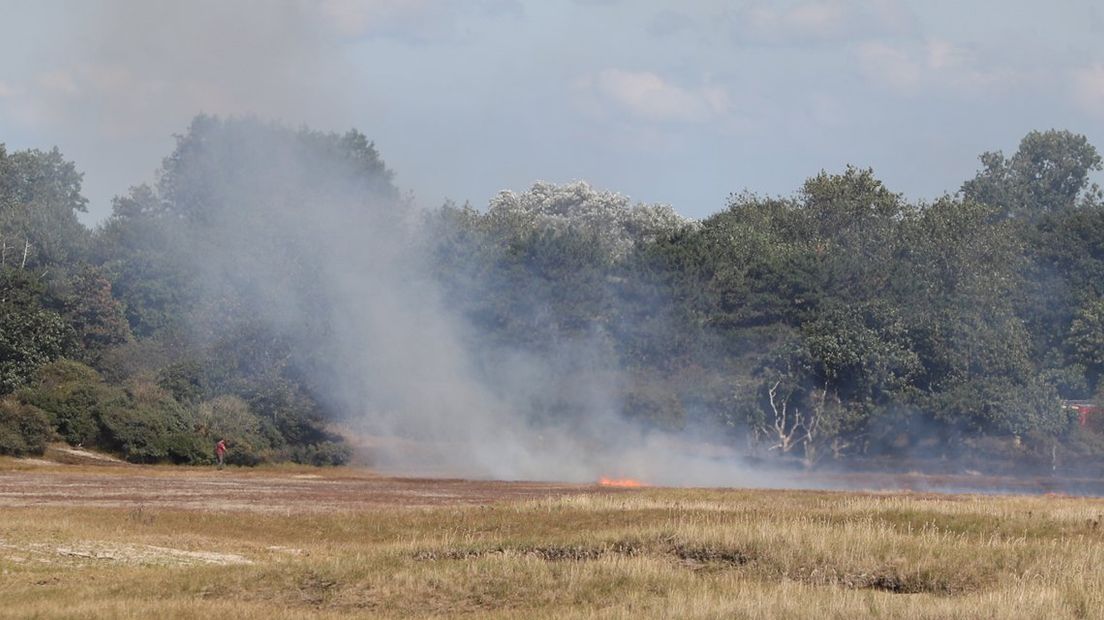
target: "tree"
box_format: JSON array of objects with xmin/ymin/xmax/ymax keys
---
[
  {"xmin": 0, "ymin": 269, "xmax": 76, "ymax": 394},
  {"xmin": 1069, "ymin": 300, "xmax": 1104, "ymax": 388},
  {"xmin": 93, "ymin": 185, "xmax": 196, "ymax": 337},
  {"xmin": 486, "ymin": 181, "xmax": 696, "ymax": 261},
  {"xmin": 62, "ymin": 266, "xmax": 132, "ymax": 364},
  {"xmin": 798, "ymin": 166, "xmax": 907, "ymax": 305},
  {"xmin": 962, "ymin": 129, "xmax": 1102, "ymax": 220},
  {"xmin": 962, "ymin": 131, "xmax": 1104, "ymax": 397},
  {"xmin": 800, "ymin": 302, "xmax": 920, "ymax": 409},
  {"xmin": 0, "ymin": 144, "xmax": 90, "ymax": 269},
  {"xmin": 757, "ymin": 345, "xmax": 849, "ymax": 467}
]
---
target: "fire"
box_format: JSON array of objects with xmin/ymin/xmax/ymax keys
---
[{"xmin": 598, "ymin": 476, "xmax": 648, "ymax": 488}]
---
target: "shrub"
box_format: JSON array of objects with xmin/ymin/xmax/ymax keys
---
[
  {"xmin": 98, "ymin": 379, "xmax": 206, "ymax": 463},
  {"xmin": 0, "ymin": 397, "xmax": 54, "ymax": 456},
  {"xmin": 197, "ymin": 395, "xmax": 271, "ymax": 465},
  {"xmin": 157, "ymin": 360, "xmax": 208, "ymax": 405},
  {"xmin": 97, "ymin": 403, "xmax": 169, "ymax": 463},
  {"xmin": 20, "ymin": 360, "xmax": 124, "ymax": 446},
  {"xmin": 287, "ymin": 441, "xmax": 352, "ymax": 466}
]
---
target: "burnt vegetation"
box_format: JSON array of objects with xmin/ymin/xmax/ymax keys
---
[{"xmin": 3, "ymin": 117, "xmax": 1104, "ymax": 474}]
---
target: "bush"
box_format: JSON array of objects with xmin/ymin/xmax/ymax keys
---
[
  {"xmin": 20, "ymin": 360, "xmax": 124, "ymax": 446},
  {"xmin": 287, "ymin": 441, "xmax": 352, "ymax": 466},
  {"xmin": 197, "ymin": 395, "xmax": 271, "ymax": 465},
  {"xmin": 97, "ymin": 403, "xmax": 168, "ymax": 463},
  {"xmin": 34, "ymin": 358, "xmax": 102, "ymax": 387},
  {"xmin": 98, "ymin": 379, "xmax": 206, "ymax": 463},
  {"xmin": 158, "ymin": 360, "xmax": 208, "ymax": 405},
  {"xmin": 0, "ymin": 397, "xmax": 54, "ymax": 456}
]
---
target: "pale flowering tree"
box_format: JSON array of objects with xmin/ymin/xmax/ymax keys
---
[{"xmin": 486, "ymin": 181, "xmax": 698, "ymax": 260}]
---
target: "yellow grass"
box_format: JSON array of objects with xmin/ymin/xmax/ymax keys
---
[{"xmin": 1, "ymin": 465, "xmax": 1103, "ymax": 618}]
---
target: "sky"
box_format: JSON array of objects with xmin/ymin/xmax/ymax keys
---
[{"xmin": 1, "ymin": 0, "xmax": 1103, "ymax": 223}]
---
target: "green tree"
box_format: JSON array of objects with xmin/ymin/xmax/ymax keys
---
[
  {"xmin": 93, "ymin": 185, "xmax": 194, "ymax": 337},
  {"xmin": 0, "ymin": 144, "xmax": 90, "ymax": 269},
  {"xmin": 962, "ymin": 129, "xmax": 1102, "ymax": 220},
  {"xmin": 62, "ymin": 266, "xmax": 132, "ymax": 364},
  {"xmin": 1068, "ymin": 300, "xmax": 1104, "ymax": 388},
  {"xmin": 0, "ymin": 269, "xmax": 77, "ymax": 394}
]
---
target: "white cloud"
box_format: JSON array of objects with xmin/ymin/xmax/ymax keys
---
[
  {"xmin": 855, "ymin": 41, "xmax": 923, "ymax": 93},
  {"xmin": 1072, "ymin": 64, "xmax": 1104, "ymax": 115},
  {"xmin": 856, "ymin": 38, "xmax": 1014, "ymax": 97},
  {"xmin": 731, "ymin": 0, "xmax": 916, "ymax": 46},
  {"xmin": 581, "ymin": 69, "xmax": 729, "ymax": 124}
]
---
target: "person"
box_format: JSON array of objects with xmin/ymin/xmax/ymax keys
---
[{"xmin": 215, "ymin": 439, "xmax": 227, "ymax": 470}]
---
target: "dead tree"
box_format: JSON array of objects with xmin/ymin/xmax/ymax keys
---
[
  {"xmin": 766, "ymin": 378, "xmax": 840, "ymax": 468},
  {"xmin": 0, "ymin": 236, "xmax": 32, "ymax": 269},
  {"xmin": 766, "ymin": 379, "xmax": 811, "ymax": 454}
]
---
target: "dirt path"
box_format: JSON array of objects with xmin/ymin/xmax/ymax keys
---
[{"xmin": 0, "ymin": 468, "xmax": 611, "ymax": 513}]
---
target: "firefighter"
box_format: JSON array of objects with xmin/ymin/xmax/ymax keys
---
[{"xmin": 215, "ymin": 438, "xmax": 228, "ymax": 470}]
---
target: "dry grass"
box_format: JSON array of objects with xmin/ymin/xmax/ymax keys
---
[{"xmin": 1, "ymin": 465, "xmax": 1103, "ymax": 618}]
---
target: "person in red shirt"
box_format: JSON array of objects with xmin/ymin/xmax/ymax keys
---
[{"xmin": 215, "ymin": 439, "xmax": 227, "ymax": 470}]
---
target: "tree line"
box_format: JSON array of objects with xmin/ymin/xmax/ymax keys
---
[{"xmin": 2, "ymin": 117, "xmax": 1103, "ymax": 471}]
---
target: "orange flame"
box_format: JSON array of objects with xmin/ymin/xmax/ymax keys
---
[{"xmin": 598, "ymin": 476, "xmax": 648, "ymax": 488}]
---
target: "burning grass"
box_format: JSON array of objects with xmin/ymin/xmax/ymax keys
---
[
  {"xmin": 1, "ymin": 466, "xmax": 1104, "ymax": 618},
  {"xmin": 597, "ymin": 476, "xmax": 648, "ymax": 488}
]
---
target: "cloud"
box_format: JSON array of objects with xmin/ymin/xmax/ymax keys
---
[
  {"xmin": 579, "ymin": 69, "xmax": 729, "ymax": 124},
  {"xmin": 731, "ymin": 0, "xmax": 916, "ymax": 46},
  {"xmin": 855, "ymin": 41, "xmax": 923, "ymax": 92},
  {"xmin": 318, "ymin": 0, "xmax": 522, "ymax": 41},
  {"xmin": 1072, "ymin": 64, "xmax": 1104, "ymax": 115},
  {"xmin": 855, "ymin": 38, "xmax": 1015, "ymax": 97}
]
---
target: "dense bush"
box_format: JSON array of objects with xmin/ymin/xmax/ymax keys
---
[
  {"xmin": 197, "ymin": 395, "xmax": 272, "ymax": 465},
  {"xmin": 97, "ymin": 380, "xmax": 205, "ymax": 463},
  {"xmin": 0, "ymin": 397, "xmax": 53, "ymax": 456},
  {"xmin": 20, "ymin": 360, "xmax": 122, "ymax": 446},
  {"xmin": 285, "ymin": 441, "xmax": 352, "ymax": 467}
]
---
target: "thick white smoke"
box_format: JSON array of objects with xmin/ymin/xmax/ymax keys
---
[{"xmin": 162, "ymin": 117, "xmax": 770, "ymax": 486}]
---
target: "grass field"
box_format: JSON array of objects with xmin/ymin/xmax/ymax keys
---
[{"xmin": 2, "ymin": 457, "xmax": 1103, "ymax": 618}]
